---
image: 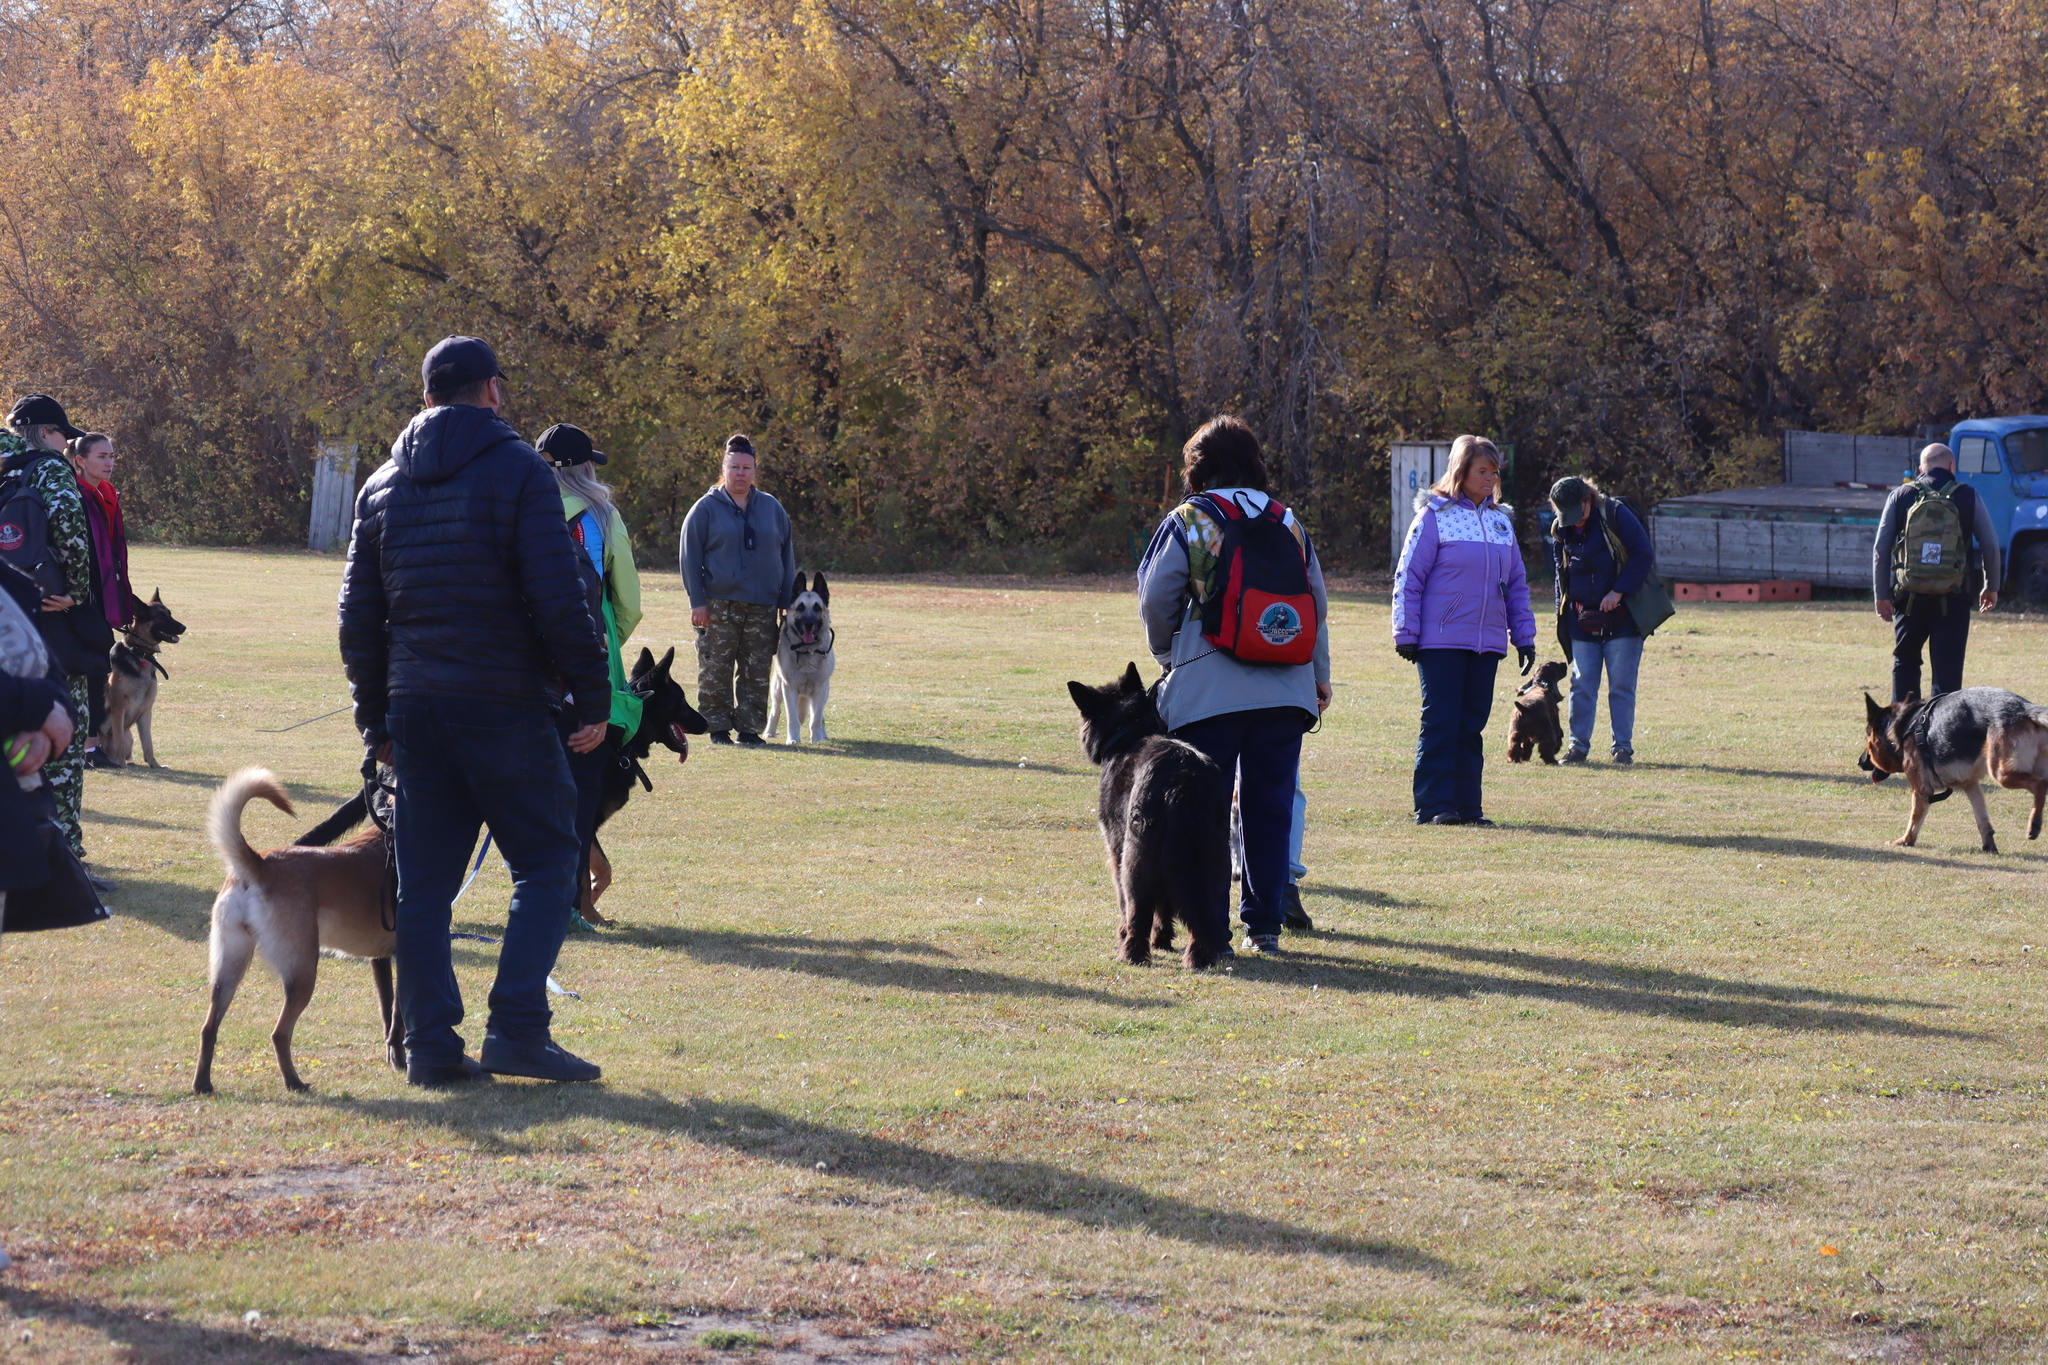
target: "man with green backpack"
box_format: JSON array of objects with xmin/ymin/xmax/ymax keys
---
[{"xmin": 1872, "ymin": 443, "xmax": 2001, "ymax": 703}]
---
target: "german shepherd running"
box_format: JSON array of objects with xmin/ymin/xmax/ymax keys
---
[
  {"xmin": 1067, "ymin": 663, "xmax": 1233, "ymax": 969},
  {"xmin": 1860, "ymin": 688, "xmax": 2048, "ymax": 852}
]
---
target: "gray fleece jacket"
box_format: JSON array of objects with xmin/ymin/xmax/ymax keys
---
[
  {"xmin": 679, "ymin": 485, "xmax": 797, "ymax": 609},
  {"xmin": 1872, "ymin": 471, "xmax": 2001, "ymax": 603},
  {"xmin": 1137, "ymin": 489, "xmax": 1332, "ymax": 732}
]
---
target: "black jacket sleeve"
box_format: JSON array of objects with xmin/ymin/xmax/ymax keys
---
[
  {"xmin": 1, "ymin": 669, "xmax": 65, "ymax": 734},
  {"xmin": 511, "ymin": 458, "xmax": 611, "ymax": 727},
  {"xmin": 1872, "ymin": 485, "xmax": 1908, "ymax": 603},
  {"xmin": 337, "ymin": 476, "xmax": 392, "ymax": 745}
]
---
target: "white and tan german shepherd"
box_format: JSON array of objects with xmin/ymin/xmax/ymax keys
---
[{"xmin": 768, "ymin": 571, "xmax": 835, "ymax": 744}]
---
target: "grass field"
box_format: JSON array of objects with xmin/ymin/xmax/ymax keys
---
[{"xmin": 3, "ymin": 547, "xmax": 2046, "ymax": 1363}]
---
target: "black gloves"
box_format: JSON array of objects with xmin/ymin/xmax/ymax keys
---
[
  {"xmin": 1517, "ymin": 645, "xmax": 1536, "ymax": 675},
  {"xmin": 1395, "ymin": 642, "xmax": 1419, "ymax": 664}
]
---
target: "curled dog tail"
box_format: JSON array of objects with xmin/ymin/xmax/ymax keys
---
[{"xmin": 208, "ymin": 768, "xmax": 295, "ymax": 886}]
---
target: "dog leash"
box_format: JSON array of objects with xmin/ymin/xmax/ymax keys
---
[
  {"xmin": 256, "ymin": 704, "xmax": 352, "ymax": 734},
  {"xmin": 446, "ymin": 929, "xmax": 581, "ymax": 1000},
  {"xmin": 452, "ymin": 833, "xmax": 495, "ymax": 902}
]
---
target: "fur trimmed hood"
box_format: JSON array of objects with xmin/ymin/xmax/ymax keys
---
[{"xmin": 1415, "ymin": 489, "xmax": 1513, "ymax": 515}]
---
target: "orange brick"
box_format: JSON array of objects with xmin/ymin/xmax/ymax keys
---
[
  {"xmin": 1708, "ymin": 583, "xmax": 1762, "ymax": 602},
  {"xmin": 1758, "ymin": 580, "xmax": 1812, "ymax": 602},
  {"xmin": 1673, "ymin": 582, "xmax": 1711, "ymax": 601}
]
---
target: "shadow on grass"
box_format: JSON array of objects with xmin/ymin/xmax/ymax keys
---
[
  {"xmin": 98, "ymin": 766, "xmax": 351, "ymax": 807},
  {"xmin": 104, "ymin": 877, "xmax": 216, "ymax": 943},
  {"xmin": 1327, "ymin": 933, "xmax": 1949, "ymax": 1011},
  {"xmin": 793, "ymin": 738, "xmax": 1084, "ymax": 775},
  {"xmin": 1513, "ymin": 822, "xmax": 2039, "ymax": 871},
  {"xmin": 1633, "ymin": 761, "xmax": 1868, "ymax": 786},
  {"xmin": 0, "ymin": 1287, "xmax": 378, "ymax": 1363},
  {"xmin": 607, "ymin": 926, "xmax": 1165, "ymax": 1009},
  {"xmin": 1303, "ymin": 883, "xmax": 1406, "ymax": 907},
  {"xmin": 1238, "ymin": 943, "xmax": 1975, "ymax": 1038},
  {"xmin": 321, "ymin": 1088, "xmax": 1447, "ymax": 1274},
  {"xmin": 81, "ymin": 810, "xmax": 181, "ymax": 831}
]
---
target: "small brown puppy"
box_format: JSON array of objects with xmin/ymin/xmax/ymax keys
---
[
  {"xmin": 194, "ymin": 769, "xmax": 400, "ymax": 1094},
  {"xmin": 1506, "ymin": 660, "xmax": 1570, "ymax": 763},
  {"xmin": 1860, "ymin": 688, "xmax": 2048, "ymax": 852}
]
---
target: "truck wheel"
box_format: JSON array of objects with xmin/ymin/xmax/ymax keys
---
[{"xmin": 2013, "ymin": 542, "xmax": 2048, "ymax": 603}]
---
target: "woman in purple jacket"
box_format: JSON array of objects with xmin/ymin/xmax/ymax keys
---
[{"xmin": 1393, "ymin": 435, "xmax": 1537, "ymax": 825}]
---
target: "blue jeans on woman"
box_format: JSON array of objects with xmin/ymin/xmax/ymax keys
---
[
  {"xmin": 1568, "ymin": 635, "xmax": 1644, "ymax": 757},
  {"xmin": 1414, "ymin": 649, "xmax": 1499, "ymax": 822},
  {"xmin": 1174, "ymin": 707, "xmax": 1304, "ymax": 940},
  {"xmin": 388, "ymin": 696, "xmax": 582, "ymax": 1068}
]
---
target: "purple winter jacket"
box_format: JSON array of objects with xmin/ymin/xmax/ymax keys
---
[{"xmin": 1392, "ymin": 492, "xmax": 1537, "ymax": 655}]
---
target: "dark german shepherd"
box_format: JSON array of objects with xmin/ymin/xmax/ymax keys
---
[
  {"xmin": 1860, "ymin": 688, "xmax": 2048, "ymax": 852},
  {"xmin": 1067, "ymin": 663, "xmax": 1233, "ymax": 969},
  {"xmin": 1506, "ymin": 659, "xmax": 1570, "ymax": 763}
]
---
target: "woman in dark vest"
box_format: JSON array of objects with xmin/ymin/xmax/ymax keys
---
[{"xmin": 68, "ymin": 433, "xmax": 135, "ymax": 768}]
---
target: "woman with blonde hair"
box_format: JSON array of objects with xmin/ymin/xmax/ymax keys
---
[
  {"xmin": 1392, "ymin": 435, "xmax": 1535, "ymax": 825},
  {"xmin": 537, "ymin": 423, "xmax": 641, "ymax": 928}
]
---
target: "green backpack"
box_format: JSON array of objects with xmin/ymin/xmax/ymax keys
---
[{"xmin": 1893, "ymin": 478, "xmax": 1967, "ymax": 600}]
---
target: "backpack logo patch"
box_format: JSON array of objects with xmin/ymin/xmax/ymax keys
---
[
  {"xmin": 1254, "ymin": 601, "xmax": 1302, "ymax": 647},
  {"xmin": 0, "ymin": 522, "xmax": 22, "ymax": 553},
  {"xmin": 1921, "ymin": 541, "xmax": 1943, "ymax": 564}
]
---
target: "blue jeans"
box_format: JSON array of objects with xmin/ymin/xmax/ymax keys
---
[
  {"xmin": 1414, "ymin": 649, "xmax": 1498, "ymax": 821},
  {"xmin": 388, "ymin": 696, "xmax": 581, "ymax": 1066},
  {"xmin": 1568, "ymin": 635, "xmax": 1644, "ymax": 756},
  {"xmin": 1175, "ymin": 707, "xmax": 1305, "ymax": 939}
]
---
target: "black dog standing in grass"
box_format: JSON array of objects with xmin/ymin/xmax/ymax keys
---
[{"xmin": 1068, "ymin": 664, "xmax": 1234, "ymax": 969}]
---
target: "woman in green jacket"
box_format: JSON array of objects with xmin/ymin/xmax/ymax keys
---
[{"xmin": 539, "ymin": 423, "xmax": 641, "ymax": 927}]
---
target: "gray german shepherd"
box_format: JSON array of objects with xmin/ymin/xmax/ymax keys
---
[
  {"xmin": 1067, "ymin": 663, "xmax": 1233, "ymax": 968},
  {"xmin": 768, "ymin": 572, "xmax": 834, "ymax": 743},
  {"xmin": 1861, "ymin": 688, "xmax": 2048, "ymax": 851}
]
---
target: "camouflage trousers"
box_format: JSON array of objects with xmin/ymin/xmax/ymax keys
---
[
  {"xmin": 695, "ymin": 600, "xmax": 781, "ymax": 736},
  {"xmin": 49, "ymin": 674, "xmax": 89, "ymax": 857}
]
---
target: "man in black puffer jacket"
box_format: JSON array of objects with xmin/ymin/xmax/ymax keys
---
[{"xmin": 340, "ymin": 335, "xmax": 611, "ymax": 1087}]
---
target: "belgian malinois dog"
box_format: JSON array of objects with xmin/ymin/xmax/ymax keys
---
[{"xmin": 195, "ymin": 769, "xmax": 401, "ymax": 1094}]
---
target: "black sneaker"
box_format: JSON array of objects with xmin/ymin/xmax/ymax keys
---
[
  {"xmin": 736, "ymin": 731, "xmax": 765, "ymax": 746},
  {"xmin": 406, "ymin": 1055, "xmax": 492, "ymax": 1088},
  {"xmin": 1282, "ymin": 884, "xmax": 1314, "ymax": 933},
  {"xmin": 1430, "ymin": 812, "xmax": 1466, "ymax": 825},
  {"xmin": 480, "ymin": 1035, "xmax": 601, "ymax": 1083},
  {"xmin": 1611, "ymin": 751, "xmax": 1634, "ymax": 765},
  {"xmin": 1562, "ymin": 749, "xmax": 1588, "ymax": 764},
  {"xmin": 86, "ymin": 749, "xmax": 116, "ymax": 770},
  {"xmin": 1464, "ymin": 816, "xmax": 1496, "ymax": 828},
  {"xmin": 1245, "ymin": 934, "xmax": 1283, "ymax": 956},
  {"xmin": 709, "ymin": 731, "xmax": 734, "ymax": 745}
]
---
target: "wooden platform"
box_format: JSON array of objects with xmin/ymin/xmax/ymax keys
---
[{"xmin": 1651, "ymin": 484, "xmax": 1888, "ymax": 589}]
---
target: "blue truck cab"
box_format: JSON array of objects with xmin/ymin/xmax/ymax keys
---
[{"xmin": 1946, "ymin": 417, "xmax": 2048, "ymax": 600}]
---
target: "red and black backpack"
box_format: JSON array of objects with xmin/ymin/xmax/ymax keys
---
[{"xmin": 1189, "ymin": 492, "xmax": 1319, "ymax": 666}]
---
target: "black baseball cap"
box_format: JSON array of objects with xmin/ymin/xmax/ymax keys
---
[
  {"xmin": 7, "ymin": 394, "xmax": 83, "ymax": 440},
  {"xmin": 1549, "ymin": 476, "xmax": 1592, "ymax": 523},
  {"xmin": 421, "ymin": 335, "xmax": 501, "ymax": 397},
  {"xmin": 535, "ymin": 423, "xmax": 607, "ymax": 467}
]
